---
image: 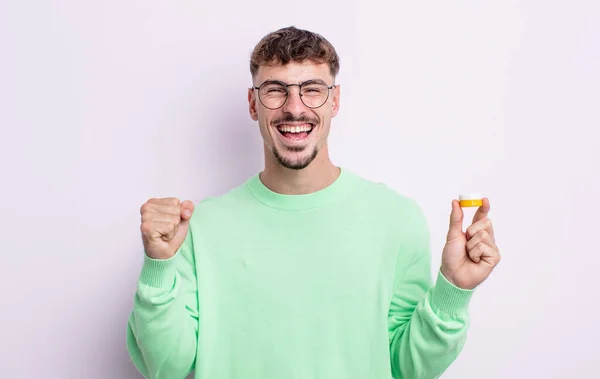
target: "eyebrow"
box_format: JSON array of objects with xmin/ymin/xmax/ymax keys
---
[
  {"xmin": 300, "ymin": 79, "xmax": 328, "ymax": 86},
  {"xmin": 257, "ymin": 78, "xmax": 330, "ymax": 87}
]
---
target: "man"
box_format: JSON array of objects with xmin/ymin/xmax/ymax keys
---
[{"xmin": 126, "ymin": 26, "xmax": 500, "ymax": 379}]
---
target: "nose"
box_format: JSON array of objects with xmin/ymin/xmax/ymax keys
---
[{"xmin": 281, "ymin": 85, "xmax": 307, "ymax": 114}]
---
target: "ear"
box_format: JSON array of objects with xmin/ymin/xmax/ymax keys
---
[
  {"xmin": 331, "ymin": 84, "xmax": 341, "ymax": 118},
  {"xmin": 248, "ymin": 88, "xmax": 259, "ymax": 121}
]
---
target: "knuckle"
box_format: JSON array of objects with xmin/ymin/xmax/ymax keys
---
[
  {"xmin": 465, "ymin": 226, "xmax": 473, "ymax": 237},
  {"xmin": 148, "ymin": 197, "xmax": 180, "ymax": 205},
  {"xmin": 140, "ymin": 222, "xmax": 151, "ymax": 234},
  {"xmin": 485, "ymin": 217, "xmax": 493, "ymax": 228}
]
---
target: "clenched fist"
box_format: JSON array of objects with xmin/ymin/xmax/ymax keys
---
[{"xmin": 140, "ymin": 197, "xmax": 195, "ymax": 260}]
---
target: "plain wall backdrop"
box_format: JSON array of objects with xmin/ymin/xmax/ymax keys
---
[{"xmin": 1, "ymin": 0, "xmax": 599, "ymax": 378}]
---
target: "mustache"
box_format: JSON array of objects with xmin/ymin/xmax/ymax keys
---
[{"xmin": 271, "ymin": 115, "xmax": 319, "ymax": 126}]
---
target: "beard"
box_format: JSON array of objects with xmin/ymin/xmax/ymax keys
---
[
  {"xmin": 269, "ymin": 113, "xmax": 321, "ymax": 170},
  {"xmin": 272, "ymin": 145, "xmax": 319, "ymax": 170}
]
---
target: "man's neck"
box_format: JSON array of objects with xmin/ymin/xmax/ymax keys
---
[{"xmin": 260, "ymin": 148, "xmax": 340, "ymax": 195}]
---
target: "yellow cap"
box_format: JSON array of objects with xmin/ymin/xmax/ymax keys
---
[{"xmin": 459, "ymin": 193, "xmax": 483, "ymax": 207}]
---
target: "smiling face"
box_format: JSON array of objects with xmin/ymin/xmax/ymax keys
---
[{"xmin": 248, "ymin": 61, "xmax": 340, "ymax": 170}]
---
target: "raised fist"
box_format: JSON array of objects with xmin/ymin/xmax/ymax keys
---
[{"xmin": 139, "ymin": 198, "xmax": 195, "ymax": 260}]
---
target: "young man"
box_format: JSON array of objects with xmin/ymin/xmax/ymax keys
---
[{"xmin": 127, "ymin": 26, "xmax": 500, "ymax": 379}]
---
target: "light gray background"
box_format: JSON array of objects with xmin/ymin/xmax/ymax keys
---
[{"xmin": 1, "ymin": 1, "xmax": 599, "ymax": 378}]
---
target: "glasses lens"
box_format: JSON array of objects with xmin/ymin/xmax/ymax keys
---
[
  {"xmin": 301, "ymin": 83, "xmax": 329, "ymax": 108},
  {"xmin": 259, "ymin": 83, "xmax": 287, "ymax": 109}
]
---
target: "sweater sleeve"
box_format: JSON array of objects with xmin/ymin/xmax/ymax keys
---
[
  {"xmin": 126, "ymin": 223, "xmax": 199, "ymax": 379},
  {"xmin": 388, "ymin": 205, "xmax": 474, "ymax": 379}
]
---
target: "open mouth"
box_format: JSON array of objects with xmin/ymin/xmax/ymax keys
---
[{"xmin": 276, "ymin": 124, "xmax": 315, "ymax": 140}]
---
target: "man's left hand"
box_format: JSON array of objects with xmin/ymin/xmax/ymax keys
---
[{"xmin": 440, "ymin": 198, "xmax": 501, "ymax": 290}]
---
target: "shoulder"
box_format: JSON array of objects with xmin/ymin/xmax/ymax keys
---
[
  {"xmin": 188, "ymin": 177, "xmax": 254, "ymax": 222},
  {"xmin": 345, "ymin": 169, "xmax": 427, "ymax": 223},
  {"xmin": 350, "ymin": 171, "xmax": 431, "ymax": 254},
  {"xmin": 343, "ymin": 169, "xmax": 430, "ymax": 248}
]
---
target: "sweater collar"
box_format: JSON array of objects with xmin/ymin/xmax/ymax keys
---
[{"xmin": 245, "ymin": 167, "xmax": 352, "ymax": 211}]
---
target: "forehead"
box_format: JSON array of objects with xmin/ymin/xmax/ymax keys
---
[{"xmin": 255, "ymin": 61, "xmax": 332, "ymax": 84}]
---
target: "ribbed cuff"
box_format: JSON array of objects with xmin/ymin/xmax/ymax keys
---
[
  {"xmin": 139, "ymin": 252, "xmax": 178, "ymax": 289},
  {"xmin": 430, "ymin": 270, "xmax": 474, "ymax": 316}
]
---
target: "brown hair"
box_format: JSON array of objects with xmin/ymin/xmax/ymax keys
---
[{"xmin": 250, "ymin": 26, "xmax": 340, "ymax": 80}]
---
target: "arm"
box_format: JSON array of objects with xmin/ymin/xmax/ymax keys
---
[
  {"xmin": 126, "ymin": 223, "xmax": 199, "ymax": 379},
  {"xmin": 388, "ymin": 205, "xmax": 474, "ymax": 379}
]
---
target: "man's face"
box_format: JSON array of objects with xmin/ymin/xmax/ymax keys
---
[{"xmin": 248, "ymin": 61, "xmax": 340, "ymax": 170}]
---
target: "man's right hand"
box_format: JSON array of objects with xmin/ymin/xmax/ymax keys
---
[{"xmin": 140, "ymin": 198, "xmax": 195, "ymax": 260}]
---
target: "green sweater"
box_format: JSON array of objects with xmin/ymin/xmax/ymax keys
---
[{"xmin": 126, "ymin": 168, "xmax": 474, "ymax": 379}]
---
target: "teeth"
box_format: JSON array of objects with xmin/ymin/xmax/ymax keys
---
[{"xmin": 277, "ymin": 125, "xmax": 313, "ymax": 133}]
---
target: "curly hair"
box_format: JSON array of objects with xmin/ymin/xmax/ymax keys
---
[{"xmin": 250, "ymin": 26, "xmax": 340, "ymax": 79}]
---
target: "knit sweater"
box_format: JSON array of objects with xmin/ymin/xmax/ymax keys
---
[{"xmin": 126, "ymin": 167, "xmax": 473, "ymax": 379}]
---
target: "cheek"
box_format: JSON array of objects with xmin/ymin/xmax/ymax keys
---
[
  {"xmin": 259, "ymin": 120, "xmax": 270, "ymax": 135},
  {"xmin": 258, "ymin": 109, "xmax": 276, "ymax": 126},
  {"xmin": 258, "ymin": 117, "xmax": 275, "ymax": 142},
  {"xmin": 316, "ymin": 111, "xmax": 330, "ymax": 129},
  {"xmin": 316, "ymin": 117, "xmax": 332, "ymax": 138},
  {"xmin": 320, "ymin": 122, "xmax": 331, "ymax": 137}
]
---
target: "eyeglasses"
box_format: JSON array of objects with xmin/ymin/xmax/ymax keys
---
[{"xmin": 252, "ymin": 80, "xmax": 336, "ymax": 110}]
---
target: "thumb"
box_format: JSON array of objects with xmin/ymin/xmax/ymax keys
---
[
  {"xmin": 170, "ymin": 217, "xmax": 190, "ymax": 252},
  {"xmin": 180, "ymin": 200, "xmax": 195, "ymax": 221},
  {"xmin": 169, "ymin": 200, "xmax": 194, "ymax": 253},
  {"xmin": 446, "ymin": 199, "xmax": 464, "ymax": 241},
  {"xmin": 170, "ymin": 200, "xmax": 194, "ymax": 252}
]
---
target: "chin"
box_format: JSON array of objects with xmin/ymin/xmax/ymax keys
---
[{"xmin": 273, "ymin": 146, "xmax": 319, "ymax": 170}]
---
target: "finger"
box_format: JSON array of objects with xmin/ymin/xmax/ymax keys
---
[
  {"xmin": 472, "ymin": 197, "xmax": 490, "ymax": 224},
  {"xmin": 172, "ymin": 217, "xmax": 190, "ymax": 247},
  {"xmin": 466, "ymin": 215, "xmax": 495, "ymax": 240},
  {"xmin": 140, "ymin": 220, "xmax": 177, "ymax": 241},
  {"xmin": 468, "ymin": 241, "xmax": 490, "ymax": 264},
  {"xmin": 153, "ymin": 221, "xmax": 178, "ymax": 241},
  {"xmin": 468, "ymin": 241, "xmax": 500, "ymax": 265},
  {"xmin": 141, "ymin": 212, "xmax": 181, "ymax": 225},
  {"xmin": 147, "ymin": 197, "xmax": 181, "ymax": 206},
  {"xmin": 140, "ymin": 203, "xmax": 181, "ymax": 217},
  {"xmin": 140, "ymin": 203, "xmax": 182, "ymax": 217},
  {"xmin": 466, "ymin": 229, "xmax": 497, "ymax": 252},
  {"xmin": 180, "ymin": 200, "xmax": 195, "ymax": 220},
  {"xmin": 446, "ymin": 199, "xmax": 464, "ymax": 241}
]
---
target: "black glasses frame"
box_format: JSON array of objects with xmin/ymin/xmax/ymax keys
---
[{"xmin": 252, "ymin": 80, "xmax": 336, "ymax": 110}]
